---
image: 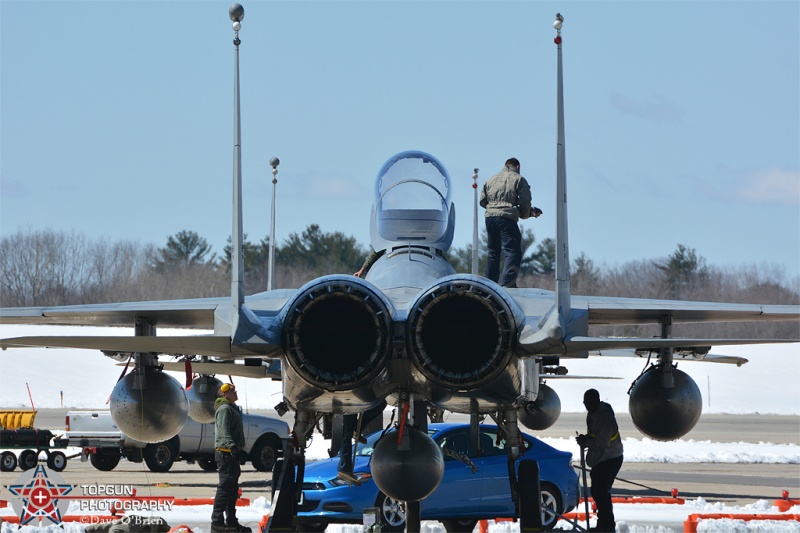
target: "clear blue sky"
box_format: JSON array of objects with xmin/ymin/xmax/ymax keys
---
[{"xmin": 2, "ymin": 1, "xmax": 798, "ymax": 279}]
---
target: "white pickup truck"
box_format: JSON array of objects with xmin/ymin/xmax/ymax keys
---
[{"xmin": 66, "ymin": 410, "xmax": 289, "ymax": 473}]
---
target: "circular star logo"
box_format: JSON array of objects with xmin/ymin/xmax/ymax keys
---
[{"xmin": 8, "ymin": 464, "xmax": 73, "ymax": 526}]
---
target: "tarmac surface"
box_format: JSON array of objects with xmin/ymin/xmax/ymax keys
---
[{"xmin": 1, "ymin": 410, "xmax": 798, "ymax": 531}]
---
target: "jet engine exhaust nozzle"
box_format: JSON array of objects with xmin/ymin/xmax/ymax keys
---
[
  {"xmin": 408, "ymin": 279, "xmax": 517, "ymax": 389},
  {"xmin": 284, "ymin": 278, "xmax": 393, "ymax": 391}
]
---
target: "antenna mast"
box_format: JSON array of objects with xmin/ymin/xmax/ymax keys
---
[
  {"xmin": 553, "ymin": 13, "xmax": 571, "ymax": 330},
  {"xmin": 230, "ymin": 4, "xmax": 245, "ymax": 337}
]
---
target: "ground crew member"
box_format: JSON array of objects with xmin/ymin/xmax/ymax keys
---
[
  {"xmin": 576, "ymin": 388, "xmax": 624, "ymax": 532},
  {"xmin": 211, "ymin": 383, "xmax": 251, "ymax": 533},
  {"xmin": 479, "ymin": 157, "xmax": 542, "ymax": 288},
  {"xmin": 337, "ymin": 400, "xmax": 387, "ymax": 483}
]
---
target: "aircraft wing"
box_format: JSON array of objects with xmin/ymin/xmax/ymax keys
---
[
  {"xmin": 515, "ymin": 292, "xmax": 799, "ymax": 355},
  {"xmin": 0, "ymin": 289, "xmax": 298, "ymax": 358},
  {"xmin": 576, "ymin": 295, "xmax": 799, "ymax": 325},
  {"xmin": 0, "ymin": 335, "xmax": 238, "ymax": 357},
  {"xmin": 0, "ymin": 298, "xmax": 225, "ymax": 327}
]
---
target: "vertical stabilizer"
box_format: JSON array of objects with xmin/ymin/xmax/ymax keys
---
[{"xmin": 554, "ymin": 14, "xmax": 571, "ymax": 332}]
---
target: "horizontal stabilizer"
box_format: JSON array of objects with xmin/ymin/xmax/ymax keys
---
[
  {"xmin": 126, "ymin": 359, "xmax": 281, "ymax": 379},
  {"xmin": 561, "ymin": 336, "xmax": 795, "ymax": 356},
  {"xmin": 0, "ymin": 299, "xmax": 222, "ymax": 327},
  {"xmin": 581, "ymin": 297, "xmax": 800, "ymax": 325},
  {"xmin": 0, "ymin": 335, "xmax": 279, "ymax": 358},
  {"xmin": 588, "ymin": 347, "xmax": 749, "ymax": 366}
]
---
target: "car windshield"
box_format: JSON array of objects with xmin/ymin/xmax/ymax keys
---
[
  {"xmin": 353, "ymin": 425, "xmax": 519, "ymax": 458},
  {"xmin": 354, "ymin": 427, "xmax": 440, "ymax": 457}
]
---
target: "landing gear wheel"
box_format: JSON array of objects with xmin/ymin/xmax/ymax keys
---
[
  {"xmin": 46, "ymin": 451, "xmax": 67, "ymax": 472},
  {"xmin": 375, "ymin": 491, "xmax": 406, "ymax": 532},
  {"xmin": 19, "ymin": 449, "xmax": 38, "ymax": 471},
  {"xmin": 144, "ymin": 441, "xmax": 176, "ymax": 472},
  {"xmin": 441, "ymin": 519, "xmax": 478, "ymax": 532},
  {"xmin": 1, "ymin": 451, "xmax": 17, "ymax": 471},
  {"xmin": 540, "ymin": 482, "xmax": 563, "ymax": 530}
]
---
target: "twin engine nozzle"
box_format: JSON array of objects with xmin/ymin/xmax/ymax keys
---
[{"xmin": 282, "ymin": 276, "xmax": 522, "ymax": 394}]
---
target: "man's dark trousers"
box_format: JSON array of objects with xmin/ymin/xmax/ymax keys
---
[
  {"xmin": 590, "ymin": 455, "xmax": 623, "ymax": 531},
  {"xmin": 212, "ymin": 450, "xmax": 241, "ymax": 524},
  {"xmin": 485, "ymin": 216, "xmax": 522, "ymax": 287}
]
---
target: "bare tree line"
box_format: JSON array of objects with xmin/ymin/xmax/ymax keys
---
[{"xmin": 1, "ymin": 228, "xmax": 797, "ymax": 338}]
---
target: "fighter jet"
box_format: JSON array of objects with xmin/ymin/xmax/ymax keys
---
[{"xmin": 1, "ymin": 8, "xmax": 798, "ymax": 530}]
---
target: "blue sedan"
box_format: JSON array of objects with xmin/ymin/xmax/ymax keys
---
[{"xmin": 297, "ymin": 423, "xmax": 579, "ymax": 531}]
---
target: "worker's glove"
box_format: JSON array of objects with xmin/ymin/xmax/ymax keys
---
[
  {"xmin": 575, "ymin": 434, "xmax": 590, "ymax": 448},
  {"xmin": 230, "ymin": 447, "xmax": 240, "ymax": 460}
]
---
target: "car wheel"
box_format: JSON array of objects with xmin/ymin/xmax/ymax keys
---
[
  {"xmin": 144, "ymin": 441, "xmax": 176, "ymax": 472},
  {"xmin": 198, "ymin": 455, "xmax": 217, "ymax": 471},
  {"xmin": 19, "ymin": 449, "xmax": 38, "ymax": 471},
  {"xmin": 375, "ymin": 491, "xmax": 406, "ymax": 532},
  {"xmin": 540, "ymin": 482, "xmax": 563, "ymax": 530},
  {"xmin": 441, "ymin": 518, "xmax": 478, "ymax": 532},
  {"xmin": 1, "ymin": 451, "xmax": 17, "ymax": 471},
  {"xmin": 250, "ymin": 435, "xmax": 281, "ymax": 472},
  {"xmin": 90, "ymin": 450, "xmax": 121, "ymax": 471},
  {"xmin": 46, "ymin": 451, "xmax": 67, "ymax": 472}
]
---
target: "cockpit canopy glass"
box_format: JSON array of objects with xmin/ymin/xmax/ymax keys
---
[{"xmin": 371, "ymin": 151, "xmax": 453, "ymax": 247}]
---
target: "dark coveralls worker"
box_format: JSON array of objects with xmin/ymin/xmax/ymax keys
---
[
  {"xmin": 576, "ymin": 389, "xmax": 624, "ymax": 532},
  {"xmin": 479, "ymin": 157, "xmax": 541, "ymax": 288},
  {"xmin": 211, "ymin": 383, "xmax": 251, "ymax": 533}
]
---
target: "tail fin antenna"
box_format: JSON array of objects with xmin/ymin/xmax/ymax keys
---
[
  {"xmin": 230, "ymin": 6, "xmax": 245, "ymax": 338},
  {"xmin": 554, "ymin": 13, "xmax": 571, "ymax": 330}
]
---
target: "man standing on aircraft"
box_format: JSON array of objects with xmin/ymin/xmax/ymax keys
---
[
  {"xmin": 576, "ymin": 389, "xmax": 624, "ymax": 532},
  {"xmin": 211, "ymin": 383, "xmax": 251, "ymax": 533},
  {"xmin": 479, "ymin": 157, "xmax": 541, "ymax": 288}
]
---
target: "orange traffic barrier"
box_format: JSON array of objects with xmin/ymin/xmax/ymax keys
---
[
  {"xmin": 612, "ymin": 496, "xmax": 685, "ymax": 504},
  {"xmin": 562, "ymin": 510, "xmax": 594, "ymax": 522},
  {"xmin": 0, "ymin": 515, "xmax": 118, "ymax": 525},
  {"xmin": 578, "ymin": 496, "xmax": 685, "ymax": 506},
  {"xmin": 170, "ymin": 497, "xmax": 250, "ymax": 506},
  {"xmin": 167, "ymin": 525, "xmax": 194, "ymax": 533},
  {"xmin": 775, "ymin": 498, "xmax": 800, "ymax": 512},
  {"xmin": 684, "ymin": 513, "xmax": 800, "ymax": 533},
  {"xmin": 478, "ymin": 518, "xmax": 515, "ymax": 533},
  {"xmin": 258, "ymin": 514, "xmax": 271, "ymax": 532}
]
